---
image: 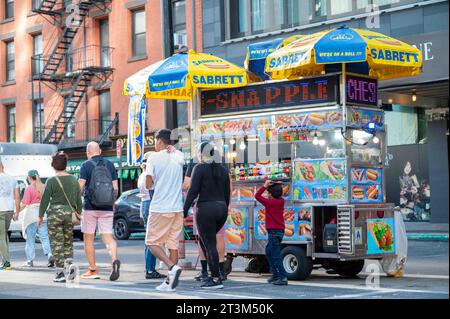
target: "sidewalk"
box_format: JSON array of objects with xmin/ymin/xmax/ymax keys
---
[{"xmin": 405, "ymin": 222, "xmax": 449, "ymax": 241}]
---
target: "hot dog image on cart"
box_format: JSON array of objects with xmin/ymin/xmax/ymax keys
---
[{"xmin": 191, "ymin": 26, "xmax": 421, "ymax": 280}]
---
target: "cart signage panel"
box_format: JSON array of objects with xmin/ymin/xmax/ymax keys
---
[
  {"xmin": 254, "ymin": 206, "xmax": 312, "ymax": 241},
  {"xmin": 200, "ymin": 74, "xmax": 339, "ymax": 116},
  {"xmin": 346, "ymin": 74, "xmax": 378, "ymax": 107},
  {"xmin": 347, "ymin": 107, "xmax": 385, "ymax": 130},
  {"xmin": 225, "ymin": 207, "xmax": 249, "ymax": 250},
  {"xmin": 367, "ymin": 218, "xmax": 395, "ymax": 254},
  {"xmin": 292, "ymin": 158, "xmax": 348, "ymax": 202}
]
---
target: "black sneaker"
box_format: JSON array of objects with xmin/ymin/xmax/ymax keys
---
[
  {"xmin": 110, "ymin": 260, "xmax": 121, "ymax": 281},
  {"xmin": 272, "ymin": 277, "xmax": 288, "ymax": 286},
  {"xmin": 200, "ymin": 277, "xmax": 224, "ymax": 290},
  {"xmin": 194, "ymin": 271, "xmax": 209, "ymax": 282},
  {"xmin": 47, "ymin": 256, "xmax": 55, "ymax": 268},
  {"xmin": 146, "ymin": 271, "xmax": 167, "ymax": 280},
  {"xmin": 53, "ymin": 271, "xmax": 66, "ymax": 283},
  {"xmin": 267, "ymin": 275, "xmax": 277, "ymax": 283}
]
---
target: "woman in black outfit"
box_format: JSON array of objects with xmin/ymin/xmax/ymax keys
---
[{"xmin": 183, "ymin": 142, "xmax": 230, "ymax": 289}]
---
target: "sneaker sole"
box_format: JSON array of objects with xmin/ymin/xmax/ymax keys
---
[
  {"xmin": 110, "ymin": 260, "xmax": 121, "ymax": 281},
  {"xmin": 169, "ymin": 268, "xmax": 182, "ymax": 289}
]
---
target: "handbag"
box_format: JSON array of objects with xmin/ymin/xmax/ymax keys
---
[{"xmin": 55, "ymin": 176, "xmax": 81, "ymax": 225}]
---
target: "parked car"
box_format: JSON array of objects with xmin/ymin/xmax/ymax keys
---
[{"xmin": 113, "ymin": 189, "xmax": 194, "ymax": 240}]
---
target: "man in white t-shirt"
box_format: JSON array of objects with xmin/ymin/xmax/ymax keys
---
[
  {"xmin": 0, "ymin": 157, "xmax": 20, "ymax": 270},
  {"xmin": 145, "ymin": 129, "xmax": 184, "ymax": 292}
]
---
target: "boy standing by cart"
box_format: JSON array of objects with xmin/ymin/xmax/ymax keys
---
[{"xmin": 255, "ymin": 180, "xmax": 288, "ymax": 285}]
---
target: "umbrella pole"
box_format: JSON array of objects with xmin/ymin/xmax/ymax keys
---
[{"xmin": 341, "ymin": 63, "xmax": 347, "ymax": 136}]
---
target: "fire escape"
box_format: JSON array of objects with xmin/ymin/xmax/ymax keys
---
[{"xmin": 31, "ymin": 0, "xmax": 117, "ymax": 147}]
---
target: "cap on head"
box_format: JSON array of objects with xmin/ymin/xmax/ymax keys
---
[{"xmin": 28, "ymin": 170, "xmax": 39, "ymax": 178}]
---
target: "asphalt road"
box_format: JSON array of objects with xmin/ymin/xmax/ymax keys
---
[{"xmin": 0, "ymin": 235, "xmax": 448, "ymax": 299}]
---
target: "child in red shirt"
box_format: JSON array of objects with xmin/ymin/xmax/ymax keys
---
[{"xmin": 255, "ymin": 180, "xmax": 288, "ymax": 285}]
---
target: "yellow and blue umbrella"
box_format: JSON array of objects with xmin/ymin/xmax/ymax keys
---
[
  {"xmin": 125, "ymin": 50, "xmax": 248, "ymax": 100},
  {"xmin": 245, "ymin": 35, "xmax": 304, "ymax": 81},
  {"xmin": 265, "ymin": 26, "xmax": 422, "ymax": 80}
]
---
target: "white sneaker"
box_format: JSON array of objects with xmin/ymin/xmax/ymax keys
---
[
  {"xmin": 168, "ymin": 265, "xmax": 182, "ymax": 289},
  {"xmin": 156, "ymin": 280, "xmax": 175, "ymax": 292}
]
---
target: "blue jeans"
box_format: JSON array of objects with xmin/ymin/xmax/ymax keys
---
[
  {"xmin": 265, "ymin": 229, "xmax": 287, "ymax": 280},
  {"xmin": 141, "ymin": 199, "xmax": 157, "ymax": 272},
  {"xmin": 25, "ymin": 221, "xmax": 52, "ymax": 262}
]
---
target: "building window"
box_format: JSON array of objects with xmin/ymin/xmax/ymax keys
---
[
  {"xmin": 176, "ymin": 101, "xmax": 188, "ymax": 128},
  {"xmin": 7, "ymin": 105, "xmax": 16, "ymax": 142},
  {"xmin": 99, "ymin": 18, "xmax": 110, "ymax": 67},
  {"xmin": 99, "ymin": 90, "xmax": 111, "ymax": 134},
  {"xmin": 32, "ymin": 0, "xmax": 42, "ymax": 10},
  {"xmin": 5, "ymin": 41, "xmax": 14, "ymax": 81},
  {"xmin": 330, "ymin": 0, "xmax": 352, "ymax": 15},
  {"xmin": 251, "ymin": 0, "xmax": 269, "ymax": 33},
  {"xmin": 385, "ymin": 105, "xmax": 419, "ymax": 146},
  {"xmin": 132, "ymin": 9, "xmax": 146, "ymax": 57},
  {"xmin": 32, "ymin": 34, "xmax": 43, "ymax": 76},
  {"xmin": 32, "ymin": 99, "xmax": 44, "ymax": 143},
  {"xmin": 5, "ymin": 0, "xmax": 13, "ymax": 19},
  {"xmin": 172, "ymin": 0, "xmax": 187, "ymax": 52},
  {"xmin": 229, "ymin": 0, "xmax": 248, "ymax": 38}
]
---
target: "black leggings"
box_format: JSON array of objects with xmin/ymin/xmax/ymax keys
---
[{"xmin": 196, "ymin": 201, "xmax": 228, "ymax": 278}]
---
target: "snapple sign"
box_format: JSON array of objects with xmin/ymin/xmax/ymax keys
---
[{"xmin": 346, "ymin": 74, "xmax": 378, "ymax": 107}]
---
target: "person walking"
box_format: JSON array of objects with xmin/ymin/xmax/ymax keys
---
[
  {"xmin": 145, "ymin": 129, "xmax": 185, "ymax": 292},
  {"xmin": 138, "ymin": 153, "xmax": 166, "ymax": 280},
  {"xmin": 14, "ymin": 170, "xmax": 54, "ymax": 268},
  {"xmin": 79, "ymin": 142, "xmax": 120, "ymax": 281},
  {"xmin": 183, "ymin": 159, "xmax": 228, "ymax": 283},
  {"xmin": 0, "ymin": 157, "xmax": 20, "ymax": 270},
  {"xmin": 255, "ymin": 180, "xmax": 288, "ymax": 285},
  {"xmin": 39, "ymin": 151, "xmax": 82, "ymax": 282},
  {"xmin": 183, "ymin": 142, "xmax": 231, "ymax": 289}
]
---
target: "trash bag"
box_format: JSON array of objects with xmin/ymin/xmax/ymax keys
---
[{"xmin": 380, "ymin": 210, "xmax": 408, "ymax": 277}]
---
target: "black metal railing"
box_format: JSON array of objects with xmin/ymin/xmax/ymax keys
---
[{"xmin": 31, "ymin": 45, "xmax": 114, "ymax": 79}]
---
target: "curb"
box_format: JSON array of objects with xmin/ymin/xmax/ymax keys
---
[{"xmin": 407, "ymin": 233, "xmax": 449, "ymax": 241}]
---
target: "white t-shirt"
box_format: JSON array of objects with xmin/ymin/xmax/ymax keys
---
[
  {"xmin": 0, "ymin": 173, "xmax": 18, "ymax": 212},
  {"xmin": 146, "ymin": 150, "xmax": 184, "ymax": 213}
]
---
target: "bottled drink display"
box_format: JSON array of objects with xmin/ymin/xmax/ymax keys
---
[{"xmin": 229, "ymin": 161, "xmax": 291, "ymax": 181}]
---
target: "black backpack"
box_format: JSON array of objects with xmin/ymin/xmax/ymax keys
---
[{"xmin": 87, "ymin": 159, "xmax": 115, "ymax": 208}]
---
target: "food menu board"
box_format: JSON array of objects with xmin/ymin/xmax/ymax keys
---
[
  {"xmin": 225, "ymin": 207, "xmax": 249, "ymax": 251},
  {"xmin": 232, "ymin": 184, "xmax": 291, "ymax": 202},
  {"xmin": 275, "ymin": 110, "xmax": 343, "ymax": 129},
  {"xmin": 254, "ymin": 206, "xmax": 312, "ymax": 241},
  {"xmin": 367, "ymin": 218, "xmax": 395, "ymax": 255},
  {"xmin": 200, "ymin": 117, "xmax": 271, "ymax": 138},
  {"xmin": 347, "ymin": 108, "xmax": 384, "ymax": 131},
  {"xmin": 351, "ymin": 167, "xmax": 383, "ymax": 203},
  {"xmin": 292, "ymin": 158, "xmax": 347, "ymax": 201}
]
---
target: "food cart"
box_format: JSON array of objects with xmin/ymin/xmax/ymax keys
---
[{"xmin": 191, "ymin": 72, "xmax": 396, "ymax": 280}]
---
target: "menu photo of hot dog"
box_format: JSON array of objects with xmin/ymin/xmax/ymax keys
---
[
  {"xmin": 225, "ymin": 207, "xmax": 249, "ymax": 250},
  {"xmin": 366, "ymin": 168, "xmax": 381, "ymax": 183},
  {"xmin": 366, "ymin": 185, "xmax": 382, "ymax": 202}
]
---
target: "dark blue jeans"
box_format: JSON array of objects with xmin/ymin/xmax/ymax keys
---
[
  {"xmin": 142, "ymin": 190, "xmax": 157, "ymax": 272},
  {"xmin": 265, "ymin": 229, "xmax": 287, "ymax": 280}
]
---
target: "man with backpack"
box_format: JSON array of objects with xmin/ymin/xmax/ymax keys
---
[{"xmin": 79, "ymin": 142, "xmax": 120, "ymax": 281}]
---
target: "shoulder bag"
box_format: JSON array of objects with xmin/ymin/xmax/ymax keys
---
[{"xmin": 55, "ymin": 176, "xmax": 81, "ymax": 225}]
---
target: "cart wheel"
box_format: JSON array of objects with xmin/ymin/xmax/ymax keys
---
[
  {"xmin": 281, "ymin": 246, "xmax": 313, "ymax": 281},
  {"xmin": 223, "ymin": 256, "xmax": 233, "ymax": 276},
  {"xmin": 257, "ymin": 256, "xmax": 270, "ymax": 273},
  {"xmin": 245, "ymin": 258, "xmax": 260, "ymax": 273},
  {"xmin": 333, "ymin": 260, "xmax": 365, "ymax": 277}
]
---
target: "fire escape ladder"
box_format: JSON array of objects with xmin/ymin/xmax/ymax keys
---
[{"xmin": 43, "ymin": 71, "xmax": 94, "ymax": 144}]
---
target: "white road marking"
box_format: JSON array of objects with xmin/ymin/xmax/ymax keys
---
[
  {"xmin": 80, "ymin": 285, "xmax": 203, "ymax": 299},
  {"xmin": 227, "ymin": 276, "xmax": 449, "ymax": 295},
  {"xmin": 325, "ymin": 290, "xmax": 394, "ymax": 299}
]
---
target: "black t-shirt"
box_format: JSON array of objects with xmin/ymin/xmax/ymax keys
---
[
  {"xmin": 183, "ymin": 162, "xmax": 231, "ymax": 215},
  {"xmin": 185, "ymin": 159, "xmax": 196, "ymax": 178},
  {"xmin": 80, "ymin": 156, "xmax": 118, "ymax": 211}
]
